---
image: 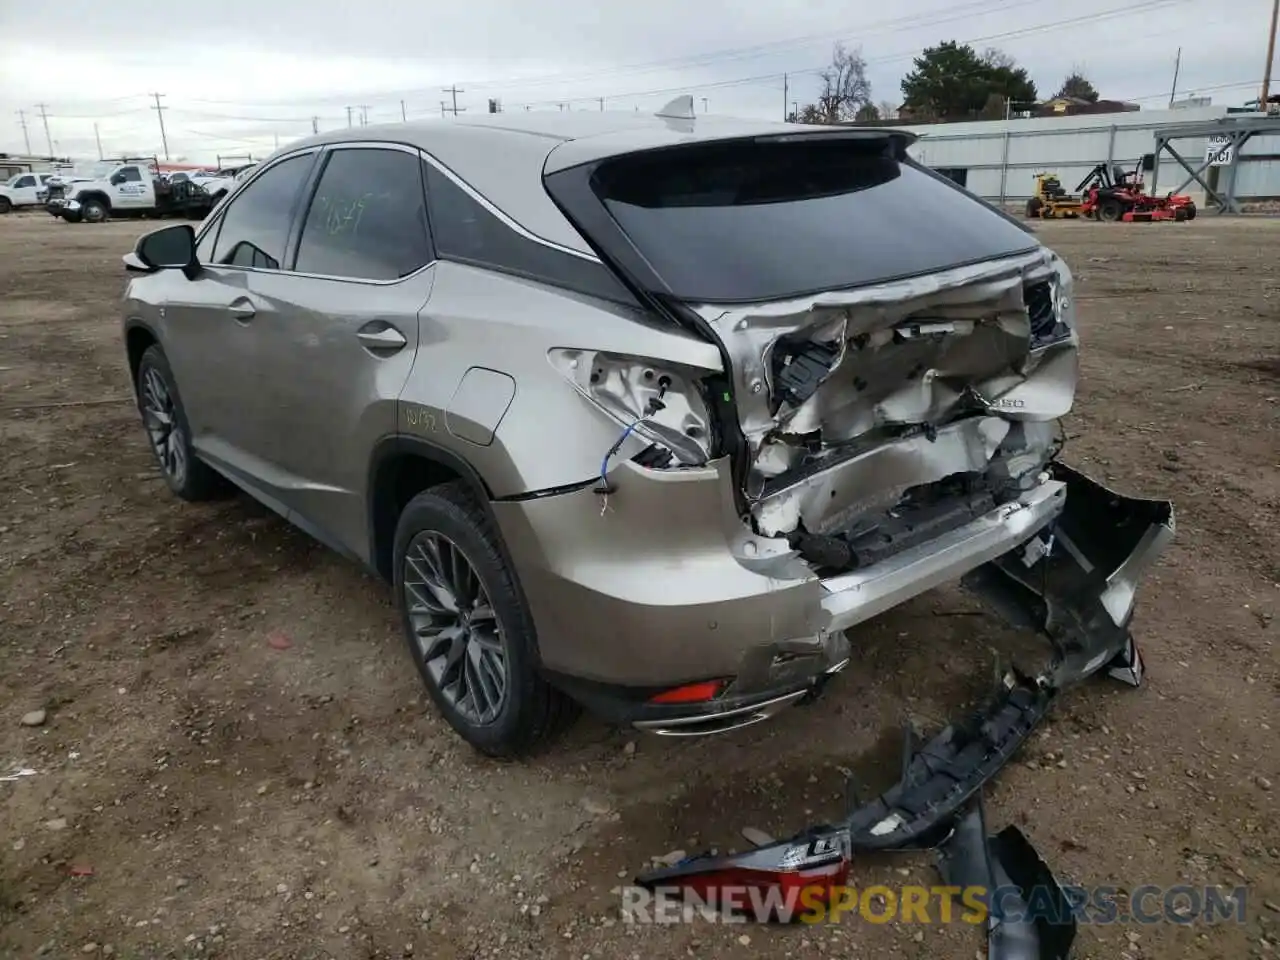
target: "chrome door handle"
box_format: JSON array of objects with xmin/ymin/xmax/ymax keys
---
[{"xmin": 356, "ymin": 325, "xmax": 407, "ymax": 351}]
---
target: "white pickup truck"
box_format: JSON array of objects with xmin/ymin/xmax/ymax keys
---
[
  {"xmin": 45, "ymin": 159, "xmax": 216, "ymax": 223},
  {"xmin": 0, "ymin": 172, "xmax": 60, "ymax": 213}
]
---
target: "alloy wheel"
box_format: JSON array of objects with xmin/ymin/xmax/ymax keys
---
[
  {"xmin": 140, "ymin": 366, "xmax": 188, "ymax": 485},
  {"xmin": 403, "ymin": 532, "xmax": 508, "ymax": 725}
]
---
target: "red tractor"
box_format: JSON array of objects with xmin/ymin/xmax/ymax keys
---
[{"xmin": 1075, "ymin": 161, "xmax": 1197, "ymax": 222}]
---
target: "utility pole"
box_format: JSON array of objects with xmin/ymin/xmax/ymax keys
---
[
  {"xmin": 16, "ymin": 109, "xmax": 31, "ymax": 154},
  {"xmin": 400, "ymin": 100, "xmax": 407, "ymax": 121},
  {"xmin": 1168, "ymin": 47, "xmax": 1182, "ymax": 106},
  {"xmin": 311, "ymin": 116, "xmax": 319, "ymax": 134},
  {"xmin": 440, "ymin": 100, "xmax": 447, "ymax": 118},
  {"xmin": 701, "ymin": 97, "xmax": 708, "ymax": 113},
  {"xmin": 442, "ymin": 85, "xmax": 465, "ymax": 116},
  {"xmin": 599, "ymin": 97, "xmax": 604, "ymax": 112},
  {"xmin": 783, "ymin": 73, "xmax": 788, "ymax": 121},
  {"xmin": 150, "ymin": 93, "xmax": 170, "ymax": 160},
  {"xmin": 346, "ymin": 106, "xmax": 353, "ymax": 128},
  {"xmin": 274, "ymin": 132, "xmax": 280, "ymax": 150},
  {"xmin": 93, "ymin": 122, "xmax": 103, "ymax": 160},
  {"xmin": 359, "ymin": 105, "xmax": 370, "ymax": 126},
  {"xmin": 1263, "ymin": 0, "xmax": 1279, "ymax": 111},
  {"xmin": 35, "ymin": 103, "xmax": 53, "ymax": 156}
]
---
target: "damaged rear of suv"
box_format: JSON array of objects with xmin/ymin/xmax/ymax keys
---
[{"xmin": 531, "ymin": 124, "xmax": 1172, "ymax": 740}]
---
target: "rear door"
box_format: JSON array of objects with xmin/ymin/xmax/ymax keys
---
[{"xmin": 232, "ymin": 143, "xmax": 434, "ymax": 558}]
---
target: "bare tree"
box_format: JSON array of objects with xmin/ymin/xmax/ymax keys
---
[
  {"xmin": 876, "ymin": 100, "xmax": 899, "ymax": 120},
  {"xmin": 797, "ymin": 43, "xmax": 872, "ymax": 123}
]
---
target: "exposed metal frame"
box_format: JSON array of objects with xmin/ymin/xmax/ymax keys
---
[{"xmin": 1150, "ymin": 115, "xmax": 1280, "ymax": 214}]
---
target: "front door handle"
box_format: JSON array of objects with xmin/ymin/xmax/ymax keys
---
[
  {"xmin": 227, "ymin": 297, "xmax": 256, "ymax": 322},
  {"xmin": 356, "ymin": 324, "xmax": 407, "ymax": 353}
]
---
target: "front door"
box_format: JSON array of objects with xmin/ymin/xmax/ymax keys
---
[
  {"xmin": 235, "ymin": 144, "xmax": 435, "ymax": 559},
  {"xmin": 160, "ymin": 151, "xmax": 320, "ymax": 495},
  {"xmin": 111, "ymin": 165, "xmax": 150, "ymax": 209}
]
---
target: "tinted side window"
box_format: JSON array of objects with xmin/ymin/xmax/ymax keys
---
[
  {"xmin": 424, "ymin": 161, "xmax": 637, "ymax": 305},
  {"xmin": 15, "ymin": 175, "xmax": 36, "ymax": 188},
  {"xmin": 121, "ymin": 167, "xmax": 143, "ymax": 182},
  {"xmin": 294, "ymin": 149, "xmax": 432, "ymax": 281},
  {"xmin": 211, "ymin": 154, "xmax": 313, "ymax": 270}
]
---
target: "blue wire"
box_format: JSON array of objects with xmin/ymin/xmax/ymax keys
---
[{"xmin": 600, "ymin": 419, "xmax": 641, "ymax": 488}]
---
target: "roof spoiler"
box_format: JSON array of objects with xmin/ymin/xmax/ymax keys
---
[{"xmin": 655, "ymin": 95, "xmax": 696, "ymax": 121}]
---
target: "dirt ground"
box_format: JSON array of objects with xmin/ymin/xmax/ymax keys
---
[{"xmin": 1, "ymin": 211, "xmax": 1277, "ymax": 960}]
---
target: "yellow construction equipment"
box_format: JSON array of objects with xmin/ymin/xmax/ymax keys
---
[{"xmin": 1025, "ymin": 173, "xmax": 1083, "ymax": 219}]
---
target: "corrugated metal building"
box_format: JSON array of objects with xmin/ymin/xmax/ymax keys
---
[{"xmin": 903, "ymin": 106, "xmax": 1280, "ymax": 205}]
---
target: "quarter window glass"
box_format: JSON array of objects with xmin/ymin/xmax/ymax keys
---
[
  {"xmin": 294, "ymin": 149, "xmax": 432, "ymax": 281},
  {"xmin": 211, "ymin": 154, "xmax": 312, "ymax": 270}
]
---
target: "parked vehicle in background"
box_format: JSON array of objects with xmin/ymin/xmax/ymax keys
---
[
  {"xmin": 46, "ymin": 157, "xmax": 215, "ymax": 223},
  {"xmin": 119, "ymin": 106, "xmax": 1173, "ymax": 757},
  {"xmin": 0, "ymin": 171, "xmax": 58, "ymax": 213},
  {"xmin": 190, "ymin": 163, "xmax": 258, "ymax": 206}
]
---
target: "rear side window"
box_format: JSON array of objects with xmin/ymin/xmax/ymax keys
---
[
  {"xmin": 586, "ymin": 137, "xmax": 1038, "ymax": 303},
  {"xmin": 422, "ymin": 161, "xmax": 635, "ymax": 305},
  {"xmin": 294, "ymin": 148, "xmax": 432, "ymax": 281},
  {"xmin": 212, "ymin": 154, "xmax": 313, "ymax": 270}
]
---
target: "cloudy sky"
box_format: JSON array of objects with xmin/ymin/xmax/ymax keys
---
[{"xmin": 0, "ymin": 0, "xmax": 1269, "ymax": 163}]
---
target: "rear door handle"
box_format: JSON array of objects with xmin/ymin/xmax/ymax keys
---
[
  {"xmin": 227, "ymin": 296, "xmax": 256, "ymax": 322},
  {"xmin": 356, "ymin": 323, "xmax": 407, "ymax": 353}
]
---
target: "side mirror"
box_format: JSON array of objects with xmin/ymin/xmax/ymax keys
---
[{"xmin": 126, "ymin": 223, "xmax": 201, "ymax": 279}]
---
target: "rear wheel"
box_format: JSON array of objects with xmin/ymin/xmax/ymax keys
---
[
  {"xmin": 1025, "ymin": 198, "xmax": 1043, "ymax": 219},
  {"xmin": 0, "ymin": 197, "xmax": 11, "ymax": 214},
  {"xmin": 393, "ymin": 481, "xmax": 578, "ymax": 756},
  {"xmin": 1184, "ymin": 202, "xmax": 1197, "ymax": 221}
]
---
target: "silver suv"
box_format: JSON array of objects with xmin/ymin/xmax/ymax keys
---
[{"xmin": 121, "ymin": 105, "xmax": 1173, "ymax": 756}]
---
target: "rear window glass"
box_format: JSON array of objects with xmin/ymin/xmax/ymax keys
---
[{"xmin": 589, "ymin": 137, "xmax": 1038, "ymax": 303}]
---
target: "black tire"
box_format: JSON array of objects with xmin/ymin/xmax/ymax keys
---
[
  {"xmin": 1097, "ymin": 198, "xmax": 1124, "ymax": 222},
  {"xmin": 81, "ymin": 198, "xmax": 109, "ymax": 223},
  {"xmin": 1184, "ymin": 202, "xmax": 1197, "ymax": 221},
  {"xmin": 135, "ymin": 345, "xmax": 225, "ymax": 501},
  {"xmin": 393, "ymin": 481, "xmax": 578, "ymax": 756},
  {"xmin": 1025, "ymin": 198, "xmax": 1043, "ymax": 219},
  {"xmin": 0, "ymin": 197, "xmax": 11, "ymax": 214}
]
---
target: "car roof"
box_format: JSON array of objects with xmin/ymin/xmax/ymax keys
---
[{"xmin": 278, "ymin": 109, "xmax": 912, "ymax": 256}]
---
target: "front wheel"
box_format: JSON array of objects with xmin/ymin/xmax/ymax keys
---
[
  {"xmin": 0, "ymin": 197, "xmax": 11, "ymax": 214},
  {"xmin": 135, "ymin": 345, "xmax": 225, "ymax": 501},
  {"xmin": 393, "ymin": 481, "xmax": 578, "ymax": 757},
  {"xmin": 80, "ymin": 198, "xmax": 109, "ymax": 223}
]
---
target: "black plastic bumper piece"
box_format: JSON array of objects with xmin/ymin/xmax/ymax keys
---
[
  {"xmin": 843, "ymin": 672, "xmax": 1051, "ymax": 851},
  {"xmin": 937, "ymin": 799, "xmax": 1077, "ymax": 960}
]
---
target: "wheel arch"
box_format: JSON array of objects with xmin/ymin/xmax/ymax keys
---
[
  {"xmin": 76, "ymin": 190, "xmax": 112, "ymax": 210},
  {"xmin": 124, "ymin": 320, "xmax": 160, "ymax": 389},
  {"xmin": 367, "ymin": 435, "xmax": 498, "ymax": 583}
]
